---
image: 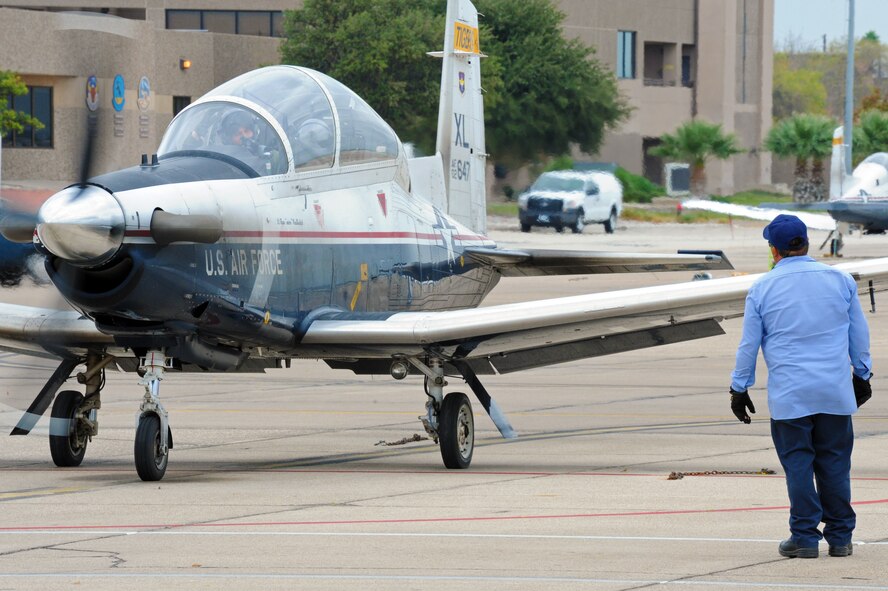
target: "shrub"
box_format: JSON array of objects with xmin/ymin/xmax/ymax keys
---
[{"xmin": 615, "ymin": 167, "xmax": 665, "ymax": 203}]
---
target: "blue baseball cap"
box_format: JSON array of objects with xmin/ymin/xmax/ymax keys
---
[{"xmin": 763, "ymin": 214, "xmax": 808, "ymax": 251}]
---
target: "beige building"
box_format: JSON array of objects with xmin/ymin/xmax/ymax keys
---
[
  {"xmin": 560, "ymin": 0, "xmax": 774, "ymax": 195},
  {"xmin": 1, "ymin": 0, "xmax": 773, "ymax": 194},
  {"xmin": 0, "ymin": 1, "xmax": 287, "ymax": 182}
]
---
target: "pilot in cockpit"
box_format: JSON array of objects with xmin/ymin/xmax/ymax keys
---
[{"xmin": 218, "ymin": 110, "xmax": 258, "ymax": 150}]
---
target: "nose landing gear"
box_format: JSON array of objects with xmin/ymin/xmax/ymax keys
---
[{"xmin": 135, "ymin": 350, "xmax": 173, "ymax": 481}]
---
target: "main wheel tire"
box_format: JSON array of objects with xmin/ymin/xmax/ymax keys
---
[
  {"xmin": 604, "ymin": 208, "xmax": 617, "ymax": 234},
  {"xmin": 438, "ymin": 392, "xmax": 474, "ymax": 469},
  {"xmin": 49, "ymin": 390, "xmax": 87, "ymax": 467},
  {"xmin": 520, "ymin": 223, "xmax": 531, "ymax": 233},
  {"xmin": 571, "ymin": 209, "xmax": 585, "ymax": 233},
  {"xmin": 135, "ymin": 414, "xmax": 169, "ymax": 481}
]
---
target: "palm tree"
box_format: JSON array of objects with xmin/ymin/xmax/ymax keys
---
[
  {"xmin": 854, "ymin": 110, "xmax": 888, "ymax": 162},
  {"xmin": 764, "ymin": 114, "xmax": 834, "ymax": 203},
  {"xmin": 648, "ymin": 120, "xmax": 742, "ymax": 196}
]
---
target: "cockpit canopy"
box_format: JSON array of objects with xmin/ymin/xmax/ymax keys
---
[
  {"xmin": 158, "ymin": 66, "xmax": 402, "ymax": 177},
  {"xmin": 860, "ymin": 153, "xmax": 888, "ymax": 170}
]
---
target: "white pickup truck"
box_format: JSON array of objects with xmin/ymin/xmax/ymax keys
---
[{"xmin": 517, "ymin": 170, "xmax": 623, "ymax": 233}]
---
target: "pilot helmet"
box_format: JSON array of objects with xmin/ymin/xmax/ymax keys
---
[{"xmin": 219, "ymin": 109, "xmax": 257, "ymax": 145}]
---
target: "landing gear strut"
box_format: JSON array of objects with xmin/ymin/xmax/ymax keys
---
[
  {"xmin": 405, "ymin": 355, "xmax": 517, "ymax": 470},
  {"xmin": 135, "ymin": 350, "xmax": 173, "ymax": 481},
  {"xmin": 409, "ymin": 357, "xmax": 475, "ymax": 469},
  {"xmin": 49, "ymin": 351, "xmax": 113, "ymax": 468}
]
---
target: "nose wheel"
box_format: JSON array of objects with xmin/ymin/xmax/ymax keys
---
[
  {"xmin": 135, "ymin": 350, "xmax": 173, "ymax": 481},
  {"xmin": 135, "ymin": 414, "xmax": 171, "ymax": 481}
]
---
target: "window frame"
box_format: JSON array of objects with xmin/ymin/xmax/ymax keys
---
[
  {"xmin": 2, "ymin": 85, "xmax": 53, "ymax": 149},
  {"xmin": 617, "ymin": 30, "xmax": 637, "ymax": 80},
  {"xmin": 166, "ymin": 9, "xmax": 283, "ymax": 37}
]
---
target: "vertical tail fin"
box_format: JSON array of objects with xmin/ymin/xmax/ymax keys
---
[
  {"xmin": 434, "ymin": 0, "xmax": 486, "ymax": 233},
  {"xmin": 830, "ymin": 126, "xmax": 846, "ymax": 200}
]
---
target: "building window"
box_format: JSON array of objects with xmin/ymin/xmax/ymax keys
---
[
  {"xmin": 643, "ymin": 42, "xmax": 677, "ymax": 86},
  {"xmin": 617, "ymin": 31, "xmax": 636, "ymax": 79},
  {"xmin": 166, "ymin": 9, "xmax": 200, "ymax": 30},
  {"xmin": 238, "ymin": 12, "xmax": 271, "ymax": 37},
  {"xmin": 203, "ymin": 11, "xmax": 236, "ymax": 34},
  {"xmin": 166, "ymin": 9, "xmax": 283, "ymax": 37},
  {"xmin": 173, "ymin": 96, "xmax": 191, "ymax": 117},
  {"xmin": 2, "ymin": 85, "xmax": 53, "ymax": 148},
  {"xmin": 681, "ymin": 45, "xmax": 695, "ymax": 88}
]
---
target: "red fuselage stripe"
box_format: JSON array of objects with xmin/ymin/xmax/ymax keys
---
[{"xmin": 125, "ymin": 230, "xmax": 489, "ymax": 241}]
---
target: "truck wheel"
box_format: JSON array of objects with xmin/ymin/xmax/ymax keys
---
[
  {"xmin": 604, "ymin": 208, "xmax": 618, "ymax": 234},
  {"xmin": 571, "ymin": 209, "xmax": 585, "ymax": 234}
]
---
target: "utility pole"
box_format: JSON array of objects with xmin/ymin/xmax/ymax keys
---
[{"xmin": 844, "ymin": 0, "xmax": 855, "ymax": 174}]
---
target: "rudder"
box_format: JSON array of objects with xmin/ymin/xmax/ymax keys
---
[{"xmin": 434, "ymin": 0, "xmax": 486, "ymax": 234}]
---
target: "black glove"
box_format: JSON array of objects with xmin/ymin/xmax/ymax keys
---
[
  {"xmin": 730, "ymin": 388, "xmax": 756, "ymax": 424},
  {"xmin": 853, "ymin": 374, "xmax": 872, "ymax": 408}
]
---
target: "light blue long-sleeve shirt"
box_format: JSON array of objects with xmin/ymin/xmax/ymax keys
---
[{"xmin": 730, "ymin": 255, "xmax": 871, "ymax": 420}]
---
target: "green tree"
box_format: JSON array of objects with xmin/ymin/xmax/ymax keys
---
[
  {"xmin": 647, "ymin": 120, "xmax": 743, "ymax": 196},
  {"xmin": 279, "ymin": 0, "xmax": 629, "ymax": 167},
  {"xmin": 280, "ymin": 0, "xmax": 452, "ymax": 152},
  {"xmin": 772, "ymin": 54, "xmax": 828, "ymax": 120},
  {"xmin": 854, "ymin": 110, "xmax": 888, "ymax": 161},
  {"xmin": 1, "ymin": 70, "xmax": 43, "ymax": 139},
  {"xmin": 764, "ymin": 114, "xmax": 834, "ymax": 202}
]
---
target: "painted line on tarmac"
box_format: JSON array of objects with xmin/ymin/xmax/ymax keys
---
[
  {"xmin": 0, "ymin": 573, "xmax": 887, "ymax": 588},
  {"xmin": 0, "ymin": 530, "xmax": 886, "ymax": 549},
  {"xmin": 0, "ymin": 486, "xmax": 87, "ymax": 501},
  {"xmin": 3, "ymin": 498, "xmax": 888, "ymax": 532}
]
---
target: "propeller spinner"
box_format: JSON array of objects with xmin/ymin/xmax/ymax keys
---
[{"xmin": 36, "ymin": 185, "xmax": 125, "ymax": 266}]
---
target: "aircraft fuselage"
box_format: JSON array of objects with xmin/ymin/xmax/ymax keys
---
[{"xmin": 42, "ymin": 157, "xmax": 499, "ymax": 362}]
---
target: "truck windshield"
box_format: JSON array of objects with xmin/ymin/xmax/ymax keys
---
[{"xmin": 533, "ymin": 175, "xmax": 584, "ymax": 192}]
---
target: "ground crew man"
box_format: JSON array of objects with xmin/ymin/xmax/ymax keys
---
[{"xmin": 729, "ymin": 214, "xmax": 872, "ymax": 559}]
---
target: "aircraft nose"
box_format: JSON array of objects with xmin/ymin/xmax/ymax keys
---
[{"xmin": 36, "ymin": 185, "xmax": 125, "ymax": 266}]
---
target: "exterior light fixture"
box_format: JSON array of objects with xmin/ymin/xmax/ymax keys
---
[{"xmin": 179, "ymin": 58, "xmax": 192, "ymax": 71}]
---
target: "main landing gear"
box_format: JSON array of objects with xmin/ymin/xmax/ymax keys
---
[
  {"xmin": 403, "ymin": 356, "xmax": 516, "ymax": 470},
  {"xmin": 48, "ymin": 352, "xmax": 114, "ymax": 467},
  {"xmin": 37, "ymin": 349, "xmax": 174, "ymax": 481}
]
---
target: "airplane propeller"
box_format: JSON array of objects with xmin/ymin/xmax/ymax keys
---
[
  {"xmin": 0, "ymin": 117, "xmax": 98, "ymax": 245},
  {"xmin": 2, "ymin": 117, "xmax": 223, "ymax": 265}
]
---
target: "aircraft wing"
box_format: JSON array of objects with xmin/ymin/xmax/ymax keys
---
[
  {"xmin": 309, "ymin": 258, "xmax": 888, "ymax": 375},
  {"xmin": 681, "ymin": 199, "xmax": 837, "ymax": 231},
  {"xmin": 464, "ymin": 247, "xmax": 732, "ymax": 276},
  {"xmin": 0, "ymin": 303, "xmax": 112, "ymax": 359}
]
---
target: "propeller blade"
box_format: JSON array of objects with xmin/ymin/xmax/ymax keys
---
[
  {"xmin": 78, "ymin": 118, "xmax": 97, "ymax": 187},
  {"xmin": 150, "ymin": 210, "xmax": 223, "ymax": 246}
]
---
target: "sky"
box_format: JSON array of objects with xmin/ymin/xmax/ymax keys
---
[{"xmin": 773, "ymin": 0, "xmax": 888, "ymax": 50}]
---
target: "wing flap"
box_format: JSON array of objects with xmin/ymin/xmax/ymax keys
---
[
  {"xmin": 464, "ymin": 247, "xmax": 732, "ymax": 276},
  {"xmin": 302, "ymin": 258, "xmax": 888, "ymax": 368}
]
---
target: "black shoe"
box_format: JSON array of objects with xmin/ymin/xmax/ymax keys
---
[
  {"xmin": 779, "ymin": 538, "xmax": 819, "ymax": 558},
  {"xmin": 828, "ymin": 543, "xmax": 853, "ymax": 557}
]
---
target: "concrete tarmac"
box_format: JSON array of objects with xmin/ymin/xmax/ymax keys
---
[{"xmin": 1, "ymin": 218, "xmax": 887, "ymax": 590}]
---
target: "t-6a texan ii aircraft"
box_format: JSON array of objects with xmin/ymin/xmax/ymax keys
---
[
  {"xmin": 826, "ymin": 126, "xmax": 888, "ymax": 233},
  {"xmin": 2, "ymin": 0, "xmax": 888, "ymax": 482}
]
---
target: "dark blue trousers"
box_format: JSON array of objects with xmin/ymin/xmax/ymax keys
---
[{"xmin": 770, "ymin": 414, "xmax": 855, "ymax": 548}]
